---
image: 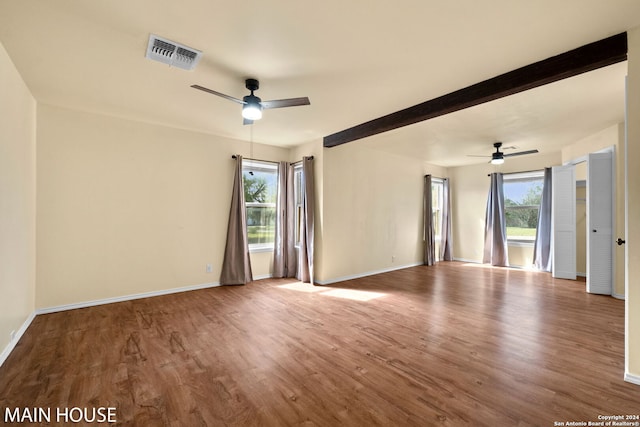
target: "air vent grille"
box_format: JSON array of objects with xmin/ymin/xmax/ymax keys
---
[{"xmin": 146, "ymin": 35, "xmax": 202, "ymax": 71}]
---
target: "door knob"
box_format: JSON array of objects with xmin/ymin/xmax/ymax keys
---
[{"xmin": 617, "ymin": 238, "xmax": 626, "ymax": 246}]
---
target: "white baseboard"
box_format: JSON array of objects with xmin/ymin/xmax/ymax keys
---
[
  {"xmin": 624, "ymin": 372, "xmax": 640, "ymax": 386},
  {"xmin": 2, "ymin": 281, "xmax": 227, "ymax": 368},
  {"xmin": 315, "ymin": 262, "xmax": 423, "ymax": 285},
  {"xmin": 612, "ymin": 292, "xmax": 625, "ymax": 300},
  {"xmin": 36, "ymin": 281, "xmax": 221, "ymax": 315},
  {"xmin": 0, "ymin": 311, "xmax": 36, "ymax": 368},
  {"xmin": 453, "ymin": 257, "xmax": 481, "ymax": 264}
]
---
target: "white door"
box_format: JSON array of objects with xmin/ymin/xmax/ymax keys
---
[
  {"xmin": 587, "ymin": 152, "xmax": 614, "ymax": 295},
  {"xmin": 552, "ymin": 165, "xmax": 576, "ymax": 279}
]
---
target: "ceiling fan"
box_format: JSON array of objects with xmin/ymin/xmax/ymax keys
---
[
  {"xmin": 191, "ymin": 78, "xmax": 310, "ymax": 125},
  {"xmin": 469, "ymin": 142, "xmax": 539, "ymax": 164}
]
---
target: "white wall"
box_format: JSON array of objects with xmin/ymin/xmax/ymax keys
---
[
  {"xmin": 625, "ymin": 26, "xmax": 640, "ymax": 383},
  {"xmin": 320, "ymin": 141, "xmax": 447, "ymax": 282},
  {"xmin": 0, "ymin": 41, "xmax": 36, "ymax": 353},
  {"xmin": 36, "ymin": 104, "xmax": 288, "ymax": 309}
]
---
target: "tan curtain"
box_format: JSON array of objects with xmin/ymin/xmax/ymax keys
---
[
  {"xmin": 298, "ymin": 157, "xmax": 315, "ymax": 283},
  {"xmin": 441, "ymin": 178, "xmax": 453, "ymax": 261},
  {"xmin": 424, "ymin": 175, "xmax": 436, "ymax": 266},
  {"xmin": 483, "ymin": 173, "xmax": 509, "ymax": 266},
  {"xmin": 220, "ymin": 155, "xmax": 253, "ymax": 285},
  {"xmin": 273, "ymin": 161, "xmax": 297, "ymax": 278}
]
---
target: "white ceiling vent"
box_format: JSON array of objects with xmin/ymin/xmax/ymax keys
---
[{"xmin": 145, "ymin": 34, "xmax": 202, "ymax": 71}]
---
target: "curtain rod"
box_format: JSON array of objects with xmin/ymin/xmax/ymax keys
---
[
  {"xmin": 232, "ymin": 155, "xmax": 314, "ymax": 161},
  {"xmin": 292, "ymin": 156, "xmax": 315, "ymax": 165},
  {"xmin": 231, "ymin": 155, "xmax": 277, "ymax": 164}
]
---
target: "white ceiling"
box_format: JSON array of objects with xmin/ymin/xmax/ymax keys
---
[
  {"xmin": 1, "ymin": 1, "xmax": 639, "ymax": 167},
  {"xmin": 359, "ymin": 62, "xmax": 628, "ymax": 167}
]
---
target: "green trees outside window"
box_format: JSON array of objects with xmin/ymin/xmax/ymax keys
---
[{"xmin": 503, "ymin": 174, "xmax": 544, "ymax": 242}]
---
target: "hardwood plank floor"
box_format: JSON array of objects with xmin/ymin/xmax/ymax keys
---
[{"xmin": 1, "ymin": 262, "xmax": 638, "ymax": 426}]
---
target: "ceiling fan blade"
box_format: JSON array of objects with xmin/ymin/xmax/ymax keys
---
[
  {"xmin": 191, "ymin": 84, "xmax": 245, "ymax": 105},
  {"xmin": 261, "ymin": 97, "xmax": 310, "ymax": 109},
  {"xmin": 504, "ymin": 149, "xmax": 539, "ymax": 158},
  {"xmin": 243, "ymin": 118, "xmax": 254, "ymax": 126}
]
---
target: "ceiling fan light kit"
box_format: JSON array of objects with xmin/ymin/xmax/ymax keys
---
[
  {"xmin": 491, "ymin": 142, "xmax": 505, "ymax": 164},
  {"xmin": 491, "ymin": 155, "xmax": 505, "ymax": 165},
  {"xmin": 242, "ymin": 98, "xmax": 263, "ymax": 120},
  {"xmin": 241, "ymin": 78, "xmax": 263, "ymax": 120}
]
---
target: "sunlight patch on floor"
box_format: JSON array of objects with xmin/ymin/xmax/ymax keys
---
[
  {"xmin": 320, "ymin": 289, "xmax": 386, "ymax": 301},
  {"xmin": 461, "ymin": 262, "xmax": 529, "ymax": 272},
  {"xmin": 276, "ymin": 282, "xmax": 386, "ymax": 301},
  {"xmin": 277, "ymin": 282, "xmax": 327, "ymax": 293}
]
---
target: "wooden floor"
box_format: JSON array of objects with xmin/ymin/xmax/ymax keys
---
[{"xmin": 1, "ymin": 262, "xmax": 639, "ymax": 426}]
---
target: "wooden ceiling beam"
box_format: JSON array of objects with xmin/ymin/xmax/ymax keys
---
[{"xmin": 323, "ymin": 32, "xmax": 627, "ymax": 148}]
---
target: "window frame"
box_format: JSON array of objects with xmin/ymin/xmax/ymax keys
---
[
  {"xmin": 502, "ymin": 170, "xmax": 544, "ymax": 246},
  {"xmin": 293, "ymin": 164, "xmax": 304, "ymax": 249},
  {"xmin": 242, "ymin": 159, "xmax": 278, "ymax": 253},
  {"xmin": 431, "ymin": 178, "xmax": 444, "ymax": 244}
]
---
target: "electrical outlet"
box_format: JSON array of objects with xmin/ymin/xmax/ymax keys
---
[
  {"xmin": 206, "ymin": 263, "xmax": 213, "ymax": 273},
  {"xmin": 392, "ymin": 255, "xmax": 396, "ymax": 263}
]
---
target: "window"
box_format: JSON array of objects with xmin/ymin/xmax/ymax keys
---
[
  {"xmin": 431, "ymin": 178, "xmax": 444, "ymax": 259},
  {"xmin": 503, "ymin": 171, "xmax": 544, "ymax": 244},
  {"xmin": 243, "ymin": 160, "xmax": 278, "ymax": 251},
  {"xmin": 431, "ymin": 178, "xmax": 444, "ymax": 238},
  {"xmin": 293, "ymin": 164, "xmax": 304, "ymax": 247}
]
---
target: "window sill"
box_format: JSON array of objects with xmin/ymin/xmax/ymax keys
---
[
  {"xmin": 249, "ymin": 245, "xmax": 274, "ymax": 254},
  {"xmin": 507, "ymin": 240, "xmax": 535, "ymax": 248}
]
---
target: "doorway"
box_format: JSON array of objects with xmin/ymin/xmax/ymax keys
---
[{"xmin": 552, "ymin": 149, "xmax": 615, "ymax": 295}]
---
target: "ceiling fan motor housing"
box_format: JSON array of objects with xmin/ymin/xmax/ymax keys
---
[
  {"xmin": 245, "ymin": 78, "xmax": 259, "ymax": 92},
  {"xmin": 493, "ymin": 141, "xmax": 504, "ymax": 159}
]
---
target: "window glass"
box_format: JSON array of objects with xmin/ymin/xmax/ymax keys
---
[
  {"xmin": 431, "ymin": 178, "xmax": 444, "ymax": 261},
  {"xmin": 503, "ymin": 172, "xmax": 544, "ymax": 243},
  {"xmin": 294, "ymin": 165, "xmax": 304, "ymax": 247},
  {"xmin": 243, "ymin": 160, "xmax": 278, "ymax": 250},
  {"xmin": 431, "ymin": 179, "xmax": 443, "ymax": 241}
]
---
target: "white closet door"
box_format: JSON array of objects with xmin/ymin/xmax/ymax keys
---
[
  {"xmin": 587, "ymin": 152, "xmax": 614, "ymax": 295},
  {"xmin": 552, "ymin": 165, "xmax": 576, "ymax": 279}
]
